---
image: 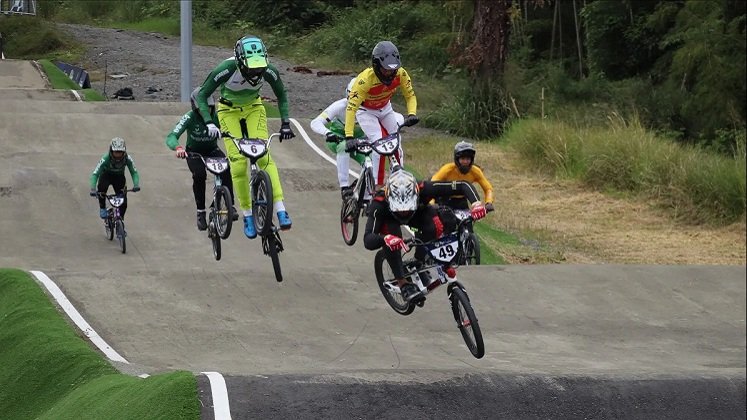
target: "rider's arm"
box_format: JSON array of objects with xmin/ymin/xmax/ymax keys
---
[
  {"xmin": 165, "ymin": 112, "xmax": 191, "ymax": 151},
  {"xmin": 345, "ymin": 73, "xmax": 368, "ymax": 137},
  {"xmin": 471, "ymin": 166, "xmax": 494, "ymax": 203},
  {"xmin": 264, "ymin": 64, "xmax": 290, "ymax": 122},
  {"xmin": 195, "ymin": 59, "xmax": 234, "ymax": 122},
  {"xmin": 89, "ymin": 154, "xmax": 108, "ymax": 189},
  {"xmin": 430, "ymin": 163, "xmax": 456, "ymax": 182},
  {"xmin": 310, "ymin": 98, "xmax": 347, "ymax": 136},
  {"xmin": 363, "ymin": 200, "xmax": 389, "ymax": 250},
  {"xmin": 421, "ymin": 180, "xmax": 480, "ymax": 204},
  {"xmin": 126, "ymin": 156, "xmax": 140, "ymax": 187},
  {"xmin": 398, "ymin": 68, "xmax": 417, "ymax": 116}
]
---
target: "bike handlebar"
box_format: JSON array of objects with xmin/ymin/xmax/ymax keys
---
[{"xmin": 93, "ymin": 188, "xmax": 139, "ymax": 198}]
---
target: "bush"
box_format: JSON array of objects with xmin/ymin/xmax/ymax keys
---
[
  {"xmin": 0, "ymin": 16, "xmax": 76, "ymax": 59},
  {"xmin": 425, "ymin": 81, "xmax": 511, "ymax": 140}
]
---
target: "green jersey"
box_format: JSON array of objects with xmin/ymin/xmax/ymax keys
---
[
  {"xmin": 193, "ymin": 59, "xmax": 290, "ymax": 122},
  {"xmin": 90, "ymin": 153, "xmax": 140, "ymax": 189},
  {"xmin": 165, "ymin": 110, "xmax": 221, "ymax": 153}
]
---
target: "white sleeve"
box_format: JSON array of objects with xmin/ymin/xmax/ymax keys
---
[
  {"xmin": 309, "ymin": 98, "xmax": 348, "ymax": 136},
  {"xmin": 309, "ymin": 113, "xmax": 330, "ymax": 136}
]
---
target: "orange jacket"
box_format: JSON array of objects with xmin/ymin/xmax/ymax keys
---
[{"xmin": 431, "ymin": 163, "xmax": 493, "ymax": 203}]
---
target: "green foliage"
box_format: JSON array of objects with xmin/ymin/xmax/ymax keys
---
[
  {"xmin": 0, "ymin": 16, "xmax": 80, "ymax": 60},
  {"xmin": 506, "ymin": 116, "xmax": 746, "ymax": 225},
  {"xmin": 425, "ymin": 81, "xmax": 511, "ymax": 140}
]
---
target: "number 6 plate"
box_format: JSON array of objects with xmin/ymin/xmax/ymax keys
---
[{"xmin": 237, "ymin": 139, "xmax": 266, "ymax": 158}]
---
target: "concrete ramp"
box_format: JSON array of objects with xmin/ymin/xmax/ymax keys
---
[{"xmin": 1, "ymin": 60, "xmax": 744, "ymax": 418}]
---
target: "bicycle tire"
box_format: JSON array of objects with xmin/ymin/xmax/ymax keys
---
[
  {"xmin": 215, "ymin": 185, "xmax": 233, "ymax": 240},
  {"xmin": 450, "ymin": 286, "xmax": 484, "ymax": 358},
  {"xmin": 211, "ymin": 226, "xmax": 221, "ymax": 261},
  {"xmin": 105, "ymin": 215, "xmax": 114, "ymax": 241},
  {"xmin": 465, "ymin": 233, "xmax": 481, "ymax": 265},
  {"xmin": 374, "ymin": 250, "xmax": 415, "ymax": 315},
  {"xmin": 266, "ymin": 233, "xmax": 283, "ymax": 282},
  {"xmin": 340, "ymin": 197, "xmax": 359, "ymax": 246},
  {"xmin": 363, "ymin": 167, "xmax": 375, "ymax": 206},
  {"xmin": 252, "ymin": 170, "xmax": 274, "ymax": 237},
  {"xmin": 116, "ymin": 220, "xmax": 126, "ymax": 254}
]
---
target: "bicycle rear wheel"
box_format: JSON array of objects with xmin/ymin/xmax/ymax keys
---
[
  {"xmin": 215, "ymin": 185, "xmax": 233, "ymax": 240},
  {"xmin": 252, "ymin": 170, "xmax": 274, "ymax": 237},
  {"xmin": 105, "ymin": 214, "xmax": 114, "ymax": 241},
  {"xmin": 211, "ymin": 225, "xmax": 221, "ymax": 261},
  {"xmin": 264, "ymin": 232, "xmax": 283, "ymax": 282},
  {"xmin": 464, "ymin": 233, "xmax": 481, "ymax": 265},
  {"xmin": 340, "ymin": 196, "xmax": 359, "ymax": 246},
  {"xmin": 116, "ymin": 220, "xmax": 126, "ymax": 254},
  {"xmin": 374, "ymin": 250, "xmax": 414, "ymax": 315},
  {"xmin": 450, "ymin": 286, "xmax": 484, "ymax": 358}
]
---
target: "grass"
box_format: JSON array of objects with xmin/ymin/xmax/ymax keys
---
[
  {"xmin": 505, "ymin": 115, "xmax": 747, "ymax": 225},
  {"xmin": 37, "ymin": 59, "xmax": 106, "ymax": 101},
  {"xmin": 0, "ymin": 268, "xmax": 199, "ymax": 420}
]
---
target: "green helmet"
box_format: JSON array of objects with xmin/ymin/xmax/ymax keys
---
[{"xmin": 234, "ymin": 36, "xmax": 268, "ymax": 86}]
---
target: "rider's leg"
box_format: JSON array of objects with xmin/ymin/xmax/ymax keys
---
[
  {"xmin": 219, "ymin": 103, "xmax": 256, "ymax": 238},
  {"xmin": 186, "ymin": 153, "xmax": 208, "ymax": 210},
  {"xmin": 96, "ymin": 174, "xmax": 111, "ymax": 218},
  {"xmin": 111, "ymin": 174, "xmax": 127, "ymax": 219},
  {"xmin": 410, "ymin": 206, "xmax": 440, "ymax": 262}
]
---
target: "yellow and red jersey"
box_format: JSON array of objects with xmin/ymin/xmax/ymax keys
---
[
  {"xmin": 344, "ymin": 67, "xmax": 417, "ymax": 137},
  {"xmin": 431, "ymin": 163, "xmax": 494, "ymax": 204}
]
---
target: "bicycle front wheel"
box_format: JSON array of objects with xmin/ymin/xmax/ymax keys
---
[
  {"xmin": 374, "ymin": 250, "xmax": 414, "ymax": 315},
  {"xmin": 116, "ymin": 220, "xmax": 126, "ymax": 254},
  {"xmin": 105, "ymin": 215, "xmax": 114, "ymax": 241},
  {"xmin": 215, "ymin": 185, "xmax": 233, "ymax": 240},
  {"xmin": 252, "ymin": 170, "xmax": 274, "ymax": 237},
  {"xmin": 265, "ymin": 233, "xmax": 283, "ymax": 282},
  {"xmin": 211, "ymin": 226, "xmax": 221, "ymax": 261},
  {"xmin": 340, "ymin": 196, "xmax": 359, "ymax": 246},
  {"xmin": 450, "ymin": 286, "xmax": 484, "ymax": 358}
]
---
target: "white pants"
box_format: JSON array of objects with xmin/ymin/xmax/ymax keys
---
[{"xmin": 356, "ymin": 103, "xmax": 405, "ymax": 185}]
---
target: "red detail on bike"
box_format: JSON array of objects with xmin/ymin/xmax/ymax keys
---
[
  {"xmin": 445, "ymin": 267, "xmax": 456, "ymax": 279},
  {"xmin": 433, "ymin": 215, "xmax": 444, "ymax": 238}
]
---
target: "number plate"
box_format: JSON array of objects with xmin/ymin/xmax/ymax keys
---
[
  {"xmin": 204, "ymin": 157, "xmax": 228, "ymax": 174},
  {"xmin": 237, "ymin": 139, "xmax": 266, "ymax": 158},
  {"xmin": 108, "ymin": 196, "xmax": 125, "ymax": 207},
  {"xmin": 429, "ymin": 238, "xmax": 459, "ymax": 263},
  {"xmin": 373, "ymin": 134, "xmax": 400, "ymax": 155}
]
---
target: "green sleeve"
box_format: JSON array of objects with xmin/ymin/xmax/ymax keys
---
[
  {"xmin": 126, "ymin": 156, "xmax": 140, "ymax": 187},
  {"xmin": 196, "ymin": 59, "xmax": 234, "ymax": 122},
  {"xmin": 89, "ymin": 153, "xmax": 108, "ymax": 188},
  {"xmin": 166, "ymin": 112, "xmax": 191, "ymax": 150},
  {"xmin": 263, "ymin": 64, "xmax": 290, "ymax": 121}
]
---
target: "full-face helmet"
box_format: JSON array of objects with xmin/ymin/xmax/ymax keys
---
[
  {"xmin": 371, "ymin": 41, "xmax": 401, "ymax": 86},
  {"xmin": 454, "ymin": 141, "xmax": 476, "ymax": 174},
  {"xmin": 109, "ymin": 137, "xmax": 127, "ymax": 168},
  {"xmin": 385, "ymin": 169, "xmax": 419, "ymax": 223},
  {"xmin": 234, "ymin": 36, "xmax": 268, "ymax": 86},
  {"xmin": 190, "ymin": 87, "xmax": 216, "ymax": 120}
]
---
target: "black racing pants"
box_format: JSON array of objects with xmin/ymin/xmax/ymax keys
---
[
  {"xmin": 97, "ymin": 172, "xmax": 128, "ymax": 218},
  {"xmin": 186, "ymin": 148, "xmax": 234, "ymax": 210},
  {"xmin": 380, "ymin": 206, "xmax": 440, "ymax": 279}
]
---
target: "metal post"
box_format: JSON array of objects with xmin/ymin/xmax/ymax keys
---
[{"xmin": 180, "ymin": 0, "xmax": 192, "ymax": 103}]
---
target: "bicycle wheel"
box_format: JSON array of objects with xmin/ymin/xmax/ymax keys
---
[
  {"xmin": 116, "ymin": 220, "xmax": 126, "ymax": 254},
  {"xmin": 450, "ymin": 286, "xmax": 484, "ymax": 358},
  {"xmin": 211, "ymin": 224, "xmax": 221, "ymax": 261},
  {"xmin": 374, "ymin": 250, "xmax": 414, "ymax": 315},
  {"xmin": 215, "ymin": 185, "xmax": 233, "ymax": 240},
  {"xmin": 264, "ymin": 232, "xmax": 283, "ymax": 282},
  {"xmin": 340, "ymin": 196, "xmax": 359, "ymax": 246},
  {"xmin": 105, "ymin": 214, "xmax": 114, "ymax": 241},
  {"xmin": 363, "ymin": 167, "xmax": 376, "ymax": 204},
  {"xmin": 464, "ymin": 233, "xmax": 481, "ymax": 265},
  {"xmin": 251, "ymin": 170, "xmax": 274, "ymax": 237}
]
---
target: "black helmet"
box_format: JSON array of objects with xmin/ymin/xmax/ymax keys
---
[
  {"xmin": 190, "ymin": 87, "xmax": 216, "ymax": 120},
  {"xmin": 454, "ymin": 141, "xmax": 476, "ymax": 174},
  {"xmin": 234, "ymin": 35, "xmax": 269, "ymax": 86},
  {"xmin": 372, "ymin": 41, "xmax": 401, "ymax": 86}
]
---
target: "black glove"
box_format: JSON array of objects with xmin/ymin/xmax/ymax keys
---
[
  {"xmin": 132, "ymin": 186, "xmax": 141, "ymax": 192},
  {"xmin": 325, "ymin": 132, "xmax": 341, "ymax": 143},
  {"xmin": 280, "ymin": 120, "xmax": 295, "ymax": 141},
  {"xmin": 485, "ymin": 202, "xmax": 494, "ymax": 212},
  {"xmin": 403, "ymin": 114, "xmax": 419, "ymax": 127},
  {"xmin": 344, "ymin": 137, "xmax": 357, "ymax": 153},
  {"xmin": 89, "ymin": 188, "xmax": 97, "ymax": 197}
]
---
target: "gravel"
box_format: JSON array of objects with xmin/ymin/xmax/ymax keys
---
[{"xmin": 56, "ymin": 23, "xmax": 358, "ymax": 118}]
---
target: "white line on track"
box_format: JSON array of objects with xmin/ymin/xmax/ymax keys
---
[
  {"xmin": 290, "ymin": 118, "xmax": 359, "ymax": 179},
  {"xmin": 202, "ymin": 372, "xmax": 233, "ymax": 420},
  {"xmin": 30, "ymin": 270, "xmax": 129, "ymax": 363},
  {"xmin": 70, "ymin": 89, "xmax": 82, "ymax": 101}
]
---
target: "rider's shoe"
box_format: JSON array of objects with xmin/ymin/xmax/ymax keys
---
[
  {"xmin": 231, "ymin": 206, "xmax": 239, "ymax": 221},
  {"xmin": 196, "ymin": 210, "xmax": 207, "ymax": 231},
  {"xmin": 243, "ymin": 215, "xmax": 257, "ymax": 239},
  {"xmin": 99, "ymin": 208, "xmax": 108, "ymax": 219},
  {"xmin": 341, "ymin": 186, "xmax": 354, "ymax": 200},
  {"xmin": 401, "ymin": 283, "xmax": 424, "ymax": 303},
  {"xmin": 277, "ymin": 211, "xmax": 292, "ymax": 230}
]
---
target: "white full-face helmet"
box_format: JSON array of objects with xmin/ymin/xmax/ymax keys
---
[{"xmin": 385, "ymin": 169, "xmax": 419, "ymax": 223}]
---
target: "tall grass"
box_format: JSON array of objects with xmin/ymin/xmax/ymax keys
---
[{"xmin": 505, "ymin": 115, "xmax": 747, "ymax": 225}]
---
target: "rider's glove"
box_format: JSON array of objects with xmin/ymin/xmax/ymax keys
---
[
  {"xmin": 470, "ymin": 201, "xmax": 487, "ymax": 221},
  {"xmin": 404, "ymin": 114, "xmax": 419, "ymax": 127},
  {"xmin": 206, "ymin": 123, "xmax": 221, "ymax": 140},
  {"xmin": 89, "ymin": 188, "xmax": 97, "ymax": 197},
  {"xmin": 344, "ymin": 137, "xmax": 357, "ymax": 153},
  {"xmin": 325, "ymin": 132, "xmax": 341, "ymax": 143},
  {"xmin": 383, "ymin": 234, "xmax": 409, "ymax": 252},
  {"xmin": 132, "ymin": 186, "xmax": 141, "ymax": 192},
  {"xmin": 280, "ymin": 120, "xmax": 295, "ymax": 141},
  {"xmin": 175, "ymin": 145, "xmax": 187, "ymax": 158},
  {"xmin": 485, "ymin": 202, "xmax": 495, "ymax": 213}
]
